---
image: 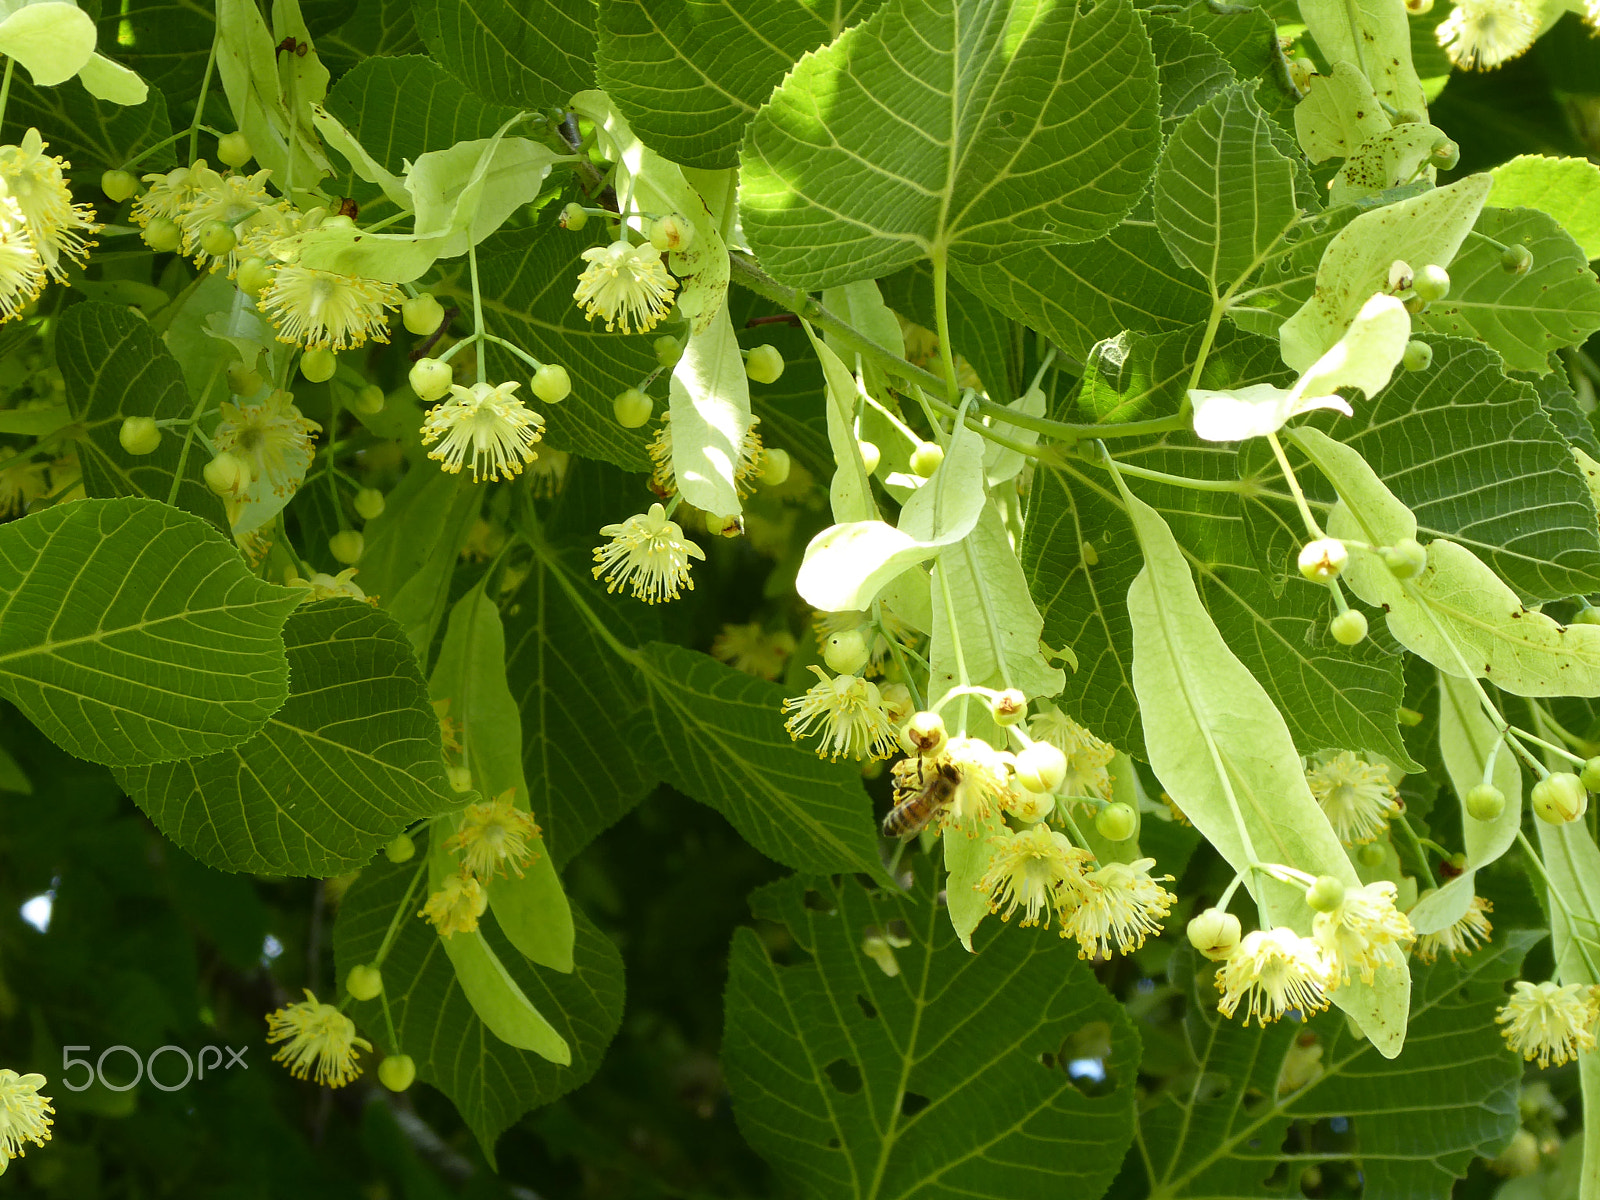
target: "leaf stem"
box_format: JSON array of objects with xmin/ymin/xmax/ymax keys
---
[
  {"xmin": 930, "ymin": 249, "xmax": 960, "ymax": 404},
  {"xmin": 190, "ymin": 31, "xmax": 219, "ymax": 163},
  {"xmin": 166, "ymin": 361, "xmax": 225, "ymax": 506},
  {"xmin": 1265, "ymin": 430, "xmax": 1324, "ymax": 540},
  {"xmin": 1389, "ymin": 814, "xmax": 1437, "ymax": 890},
  {"xmin": 469, "ymin": 242, "xmax": 487, "ymax": 382},
  {"xmin": 0, "ymin": 58, "xmax": 13, "ymax": 140}
]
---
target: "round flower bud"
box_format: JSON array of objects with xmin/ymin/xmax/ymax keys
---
[
  {"xmin": 101, "ymin": 169, "xmax": 138, "ymax": 202},
  {"xmin": 1581, "ymin": 757, "xmax": 1600, "ymax": 792},
  {"xmin": 654, "ymin": 335, "xmax": 682, "ymax": 368},
  {"xmin": 1380, "ymin": 538, "xmax": 1428, "ymax": 580},
  {"xmin": 142, "ymin": 216, "xmax": 182, "ymax": 252},
  {"xmin": 1403, "ymin": 340, "xmax": 1433, "ymax": 372},
  {"xmin": 329, "ymin": 530, "xmax": 364, "ymax": 565},
  {"xmin": 824, "ymin": 629, "xmax": 872, "ymax": 675},
  {"xmin": 378, "ymin": 1054, "xmax": 416, "ymax": 1093},
  {"xmin": 401, "ymin": 293, "xmax": 445, "ymax": 336},
  {"xmin": 1491, "ymin": 1129, "xmax": 1540, "ymax": 1179},
  {"xmin": 1446, "ymin": 851, "xmax": 1467, "ymax": 871},
  {"xmin": 910, "ymin": 441, "xmax": 944, "ymax": 478},
  {"xmin": 1187, "ymin": 907, "xmax": 1241, "ymax": 960},
  {"xmin": 199, "ymin": 220, "xmax": 237, "ymax": 257},
  {"xmin": 216, "ymin": 131, "xmax": 253, "ymax": 168},
  {"xmin": 1386, "ymin": 260, "xmax": 1414, "ymax": 293},
  {"xmin": 1430, "ymin": 138, "xmax": 1460, "ymax": 171},
  {"xmin": 322, "ymin": 214, "xmax": 356, "ymax": 231},
  {"xmin": 1414, "ymin": 263, "xmax": 1451, "ymax": 302},
  {"xmin": 1330, "ymin": 609, "xmax": 1368, "ymax": 645},
  {"xmin": 613, "ymin": 387, "xmax": 653, "ymax": 428},
  {"xmin": 448, "ymin": 765, "xmax": 473, "ymax": 793},
  {"xmin": 531, "ymin": 363, "xmax": 572, "ymax": 404},
  {"xmin": 385, "ymin": 833, "xmax": 416, "ymax": 863},
  {"xmin": 1500, "ymin": 243, "xmax": 1533, "ymax": 275},
  {"xmin": 354, "ymin": 488, "xmax": 386, "ymax": 521},
  {"xmin": 300, "ymin": 348, "xmax": 337, "ymax": 383},
  {"xmin": 1298, "ymin": 538, "xmax": 1347, "ymax": 582},
  {"xmin": 761, "ymin": 447, "xmax": 792, "ymax": 487},
  {"xmin": 227, "ymin": 362, "xmax": 264, "ymax": 396},
  {"xmin": 345, "ymin": 964, "xmax": 383, "ymax": 1002},
  {"xmin": 746, "ymin": 344, "xmax": 785, "ymax": 385},
  {"xmin": 1305, "ymin": 874, "xmax": 1345, "ymax": 913},
  {"xmin": 1014, "ymin": 742, "xmax": 1068, "ymax": 794},
  {"xmin": 650, "ymin": 213, "xmax": 694, "ymax": 252},
  {"xmin": 235, "ymin": 256, "xmax": 274, "ymax": 297},
  {"xmin": 410, "ymin": 357, "xmax": 454, "ymax": 402},
  {"xmin": 858, "ymin": 440, "xmax": 881, "ymax": 475},
  {"xmin": 1404, "ymin": 0, "xmax": 1433, "ymax": 13},
  {"xmin": 1532, "ymin": 772, "xmax": 1588, "ymax": 824},
  {"xmin": 1095, "ymin": 801, "xmax": 1138, "ymax": 842},
  {"xmin": 990, "ymin": 688, "xmax": 1027, "ymax": 726},
  {"xmin": 903, "ymin": 710, "xmax": 947, "ymax": 757},
  {"xmin": 203, "ymin": 452, "xmax": 250, "ymax": 496},
  {"xmin": 560, "ymin": 202, "xmax": 588, "ymax": 231},
  {"xmin": 1465, "ymin": 783, "xmax": 1505, "ymax": 821},
  {"xmin": 351, "ymin": 384, "xmax": 385, "ymax": 415},
  {"xmin": 119, "ymin": 416, "xmax": 161, "ymax": 456},
  {"xmin": 1358, "ymin": 841, "xmax": 1388, "ymax": 867}
]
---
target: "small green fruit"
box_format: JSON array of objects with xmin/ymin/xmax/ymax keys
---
[
  {"xmin": 101, "ymin": 169, "xmax": 138, "ymax": 202},
  {"xmin": 1571, "ymin": 606, "xmax": 1600, "ymax": 626},
  {"xmin": 409, "ymin": 358, "xmax": 453, "ymax": 402},
  {"xmin": 198, "ymin": 220, "xmax": 236, "ymax": 257},
  {"xmin": 354, "ymin": 488, "xmax": 385, "ymax": 521},
  {"xmin": 1500, "ymin": 243, "xmax": 1533, "ymax": 275},
  {"xmin": 203, "ymin": 452, "xmax": 250, "ymax": 496},
  {"xmin": 1380, "ymin": 538, "xmax": 1427, "ymax": 580},
  {"xmin": 378, "ymin": 1055, "xmax": 416, "ymax": 1092},
  {"xmin": 531, "ymin": 363, "xmax": 572, "ymax": 404},
  {"xmin": 1330, "ymin": 609, "xmax": 1368, "ymax": 645},
  {"xmin": 1402, "ymin": 340, "xmax": 1432, "ymax": 372},
  {"xmin": 1531, "ymin": 772, "xmax": 1587, "ymax": 824},
  {"xmin": 1358, "ymin": 842, "xmax": 1387, "ymax": 867},
  {"xmin": 300, "ymin": 347, "xmax": 337, "ymax": 383},
  {"xmin": 119, "ymin": 416, "xmax": 161, "ymax": 456},
  {"xmin": 216, "ymin": 131, "xmax": 253, "ymax": 168},
  {"xmin": 1464, "ymin": 783, "xmax": 1505, "ymax": 821},
  {"xmin": 385, "ymin": 833, "xmax": 416, "ymax": 864},
  {"xmin": 329, "ymin": 530, "xmax": 364, "ymax": 565},
  {"xmin": 1581, "ymin": 757, "xmax": 1600, "ymax": 792},
  {"xmin": 560, "ymin": 202, "xmax": 589, "ymax": 231},
  {"xmin": 650, "ymin": 213, "xmax": 693, "ymax": 252},
  {"xmin": 745, "ymin": 344, "xmax": 785, "ymax": 384},
  {"xmin": 1187, "ymin": 907, "xmax": 1241, "ymax": 960},
  {"xmin": 824, "ymin": 630, "xmax": 871, "ymax": 676},
  {"xmin": 401, "ymin": 293, "xmax": 445, "ymax": 336},
  {"xmin": 1305, "ymin": 874, "xmax": 1345, "ymax": 913},
  {"xmin": 345, "ymin": 964, "xmax": 383, "ymax": 1002},
  {"xmin": 761, "ymin": 447, "xmax": 792, "ymax": 486},
  {"xmin": 613, "ymin": 387, "xmax": 652, "ymax": 428},
  {"xmin": 1430, "ymin": 138, "xmax": 1460, "ymax": 171},
  {"xmin": 910, "ymin": 441, "xmax": 943, "ymax": 478},
  {"xmin": 654, "ymin": 336, "xmax": 682, "ymax": 368},
  {"xmin": 1014, "ymin": 742, "xmax": 1067, "ymax": 794},
  {"xmin": 351, "ymin": 384, "xmax": 385, "ymax": 415},
  {"xmin": 142, "ymin": 216, "xmax": 181, "ymax": 252},
  {"xmin": 1095, "ymin": 801, "xmax": 1138, "ymax": 842},
  {"xmin": 1413, "ymin": 264, "xmax": 1451, "ymax": 303},
  {"xmin": 857, "ymin": 440, "xmax": 881, "ymax": 475}
]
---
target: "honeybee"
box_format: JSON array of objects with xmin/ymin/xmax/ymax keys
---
[{"xmin": 882, "ymin": 759, "xmax": 961, "ymax": 839}]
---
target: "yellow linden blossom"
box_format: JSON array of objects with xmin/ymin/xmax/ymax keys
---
[
  {"xmin": 445, "ymin": 791, "xmax": 543, "ymax": 880},
  {"xmin": 0, "ymin": 129, "xmax": 99, "ymax": 280},
  {"xmin": 1305, "ymin": 750, "xmax": 1399, "ymax": 845},
  {"xmin": 419, "ymin": 873, "xmax": 488, "ymax": 937},
  {"xmin": 783, "ymin": 666, "xmax": 900, "ymax": 761},
  {"xmin": 940, "ymin": 736, "xmax": 1018, "ymax": 825},
  {"xmin": 1497, "ymin": 980, "xmax": 1600, "ymax": 1069},
  {"xmin": 573, "ymin": 238, "xmax": 677, "ymax": 334},
  {"xmin": 0, "ymin": 196, "xmax": 44, "ymax": 322},
  {"xmin": 1216, "ymin": 927, "xmax": 1336, "ymax": 1027},
  {"xmin": 647, "ymin": 413, "xmax": 766, "ymax": 498},
  {"xmin": 421, "ymin": 380, "xmax": 544, "ymax": 483},
  {"xmin": 711, "ymin": 621, "xmax": 796, "ymax": 680},
  {"xmin": 1313, "ymin": 880, "xmax": 1415, "ymax": 985},
  {"xmin": 1437, "ymin": 0, "xmax": 1539, "ymax": 70},
  {"xmin": 212, "ymin": 390, "xmax": 320, "ymax": 498},
  {"xmin": 1027, "ymin": 706, "xmax": 1114, "ymax": 803},
  {"xmin": 258, "ymin": 263, "xmax": 402, "ymax": 350},
  {"xmin": 1068, "ymin": 857, "xmax": 1176, "ymax": 958},
  {"xmin": 978, "ymin": 824, "xmax": 1095, "ymax": 929},
  {"xmin": 0, "ymin": 1068, "xmax": 53, "ymax": 1175},
  {"xmin": 132, "ymin": 162, "xmax": 208, "ymax": 227},
  {"xmin": 265, "ymin": 989, "xmax": 371, "ymax": 1087},
  {"xmin": 289, "ymin": 568, "xmax": 371, "ymax": 604},
  {"xmin": 0, "ymin": 447, "xmax": 48, "ymax": 518},
  {"xmin": 592, "ymin": 502, "xmax": 705, "ymax": 603},
  {"xmin": 1414, "ymin": 895, "xmax": 1493, "ymax": 963}
]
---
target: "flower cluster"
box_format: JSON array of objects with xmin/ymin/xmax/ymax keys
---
[
  {"xmin": 0, "ymin": 1068, "xmax": 53, "ymax": 1175},
  {"xmin": 1027, "ymin": 707, "xmax": 1115, "ymax": 803},
  {"xmin": 419, "ymin": 789, "xmax": 544, "ymax": 937},
  {"xmin": 1497, "ymin": 980, "xmax": 1600, "ymax": 1069},
  {"xmin": 1306, "ymin": 750, "xmax": 1400, "ymax": 845},
  {"xmin": 592, "ymin": 502, "xmax": 706, "ymax": 603},
  {"xmin": 265, "ymin": 989, "xmax": 371, "ymax": 1087},
  {"xmin": 648, "ymin": 412, "xmax": 766, "ymax": 499},
  {"xmin": 573, "ymin": 238, "xmax": 677, "ymax": 335},
  {"xmin": 420, "ymin": 380, "xmax": 545, "ymax": 483},
  {"xmin": 0, "ymin": 130, "xmax": 99, "ymax": 322}
]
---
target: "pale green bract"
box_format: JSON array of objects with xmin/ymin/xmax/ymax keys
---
[
  {"xmin": 1292, "ymin": 62, "xmax": 1389, "ymax": 165},
  {"xmin": 667, "ymin": 306, "xmax": 752, "ymax": 520},
  {"xmin": 1296, "ymin": 0, "xmax": 1425, "ymax": 116}
]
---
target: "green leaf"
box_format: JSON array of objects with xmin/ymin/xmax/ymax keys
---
[
  {"xmin": 1144, "ymin": 11, "xmax": 1236, "ymax": 138},
  {"xmin": 116, "ymin": 600, "xmax": 460, "ymax": 875},
  {"xmin": 1489, "ymin": 153, "xmax": 1600, "ymax": 260},
  {"xmin": 1155, "ymin": 83, "xmax": 1301, "ymax": 292},
  {"xmin": 803, "ymin": 322, "xmax": 880, "ymax": 524},
  {"xmin": 636, "ymin": 643, "xmax": 885, "ymax": 879},
  {"xmin": 955, "ymin": 222, "xmax": 1212, "ymax": 361},
  {"xmin": 1279, "ymin": 175, "xmax": 1491, "ymax": 373},
  {"xmin": 316, "ymin": 0, "xmax": 425, "ymax": 74},
  {"xmin": 333, "ymin": 844, "xmax": 624, "ymax": 1166},
  {"xmin": 740, "ymin": 0, "xmax": 1161, "ymax": 287},
  {"xmin": 1413, "ymin": 671, "xmax": 1521, "ymax": 936},
  {"xmin": 1124, "ymin": 487, "xmax": 1408, "ymax": 1052},
  {"xmin": 1075, "ymin": 322, "xmax": 1289, "ymax": 424},
  {"xmin": 57, "ymin": 302, "xmax": 228, "ymax": 533},
  {"xmin": 1421, "ymin": 207, "xmax": 1600, "ymax": 375},
  {"xmin": 415, "ymin": 0, "xmax": 595, "ymax": 108},
  {"xmin": 668, "ymin": 305, "xmax": 752, "ymax": 519},
  {"xmin": 0, "ymin": 497, "xmax": 299, "ymax": 767},
  {"xmin": 1297, "ymin": 0, "xmax": 1427, "ymax": 116},
  {"xmin": 1140, "ymin": 935, "xmax": 1532, "ymax": 1200},
  {"xmin": 597, "ymin": 0, "xmax": 881, "ymax": 169},
  {"xmin": 1293, "ymin": 61, "xmax": 1391, "ymax": 165},
  {"xmin": 723, "ymin": 869, "xmax": 1139, "ymax": 1200},
  {"xmin": 109, "ymin": 0, "xmax": 217, "ymax": 104},
  {"xmin": 5, "ymin": 73, "xmax": 175, "ymax": 172}
]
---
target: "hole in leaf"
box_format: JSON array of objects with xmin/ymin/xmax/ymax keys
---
[
  {"xmin": 901, "ymin": 1091, "xmax": 930, "ymax": 1117},
  {"xmin": 802, "ymin": 889, "xmax": 835, "ymax": 914},
  {"xmin": 855, "ymin": 994, "xmax": 878, "ymax": 1019},
  {"xmin": 824, "ymin": 1059, "xmax": 862, "ymax": 1095},
  {"xmin": 827, "ymin": 1137, "xmax": 841, "ymax": 1149},
  {"xmin": 1039, "ymin": 1051, "xmax": 1057, "ymax": 1069}
]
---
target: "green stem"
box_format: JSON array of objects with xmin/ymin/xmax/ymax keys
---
[
  {"xmin": 1266, "ymin": 429, "xmax": 1324, "ymax": 540},
  {"xmin": 0, "ymin": 58, "xmax": 14, "ymax": 140},
  {"xmin": 166, "ymin": 361, "xmax": 225, "ymax": 506},
  {"xmin": 934, "ymin": 558, "xmax": 972, "ymax": 736},
  {"xmin": 189, "ymin": 32, "xmax": 218, "ymax": 163},
  {"xmin": 1092, "ymin": 453, "xmax": 1257, "ymax": 494},
  {"xmin": 1390, "ymin": 814, "xmax": 1438, "ymax": 891},
  {"xmin": 874, "ymin": 599, "xmax": 924, "ymax": 712},
  {"xmin": 930, "ymin": 250, "xmax": 960, "ymax": 404},
  {"xmin": 1508, "ymin": 725, "xmax": 1587, "ymax": 768},
  {"xmin": 469, "ymin": 243, "xmax": 487, "ymax": 382},
  {"xmin": 372, "ymin": 861, "xmax": 429, "ymax": 968}
]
